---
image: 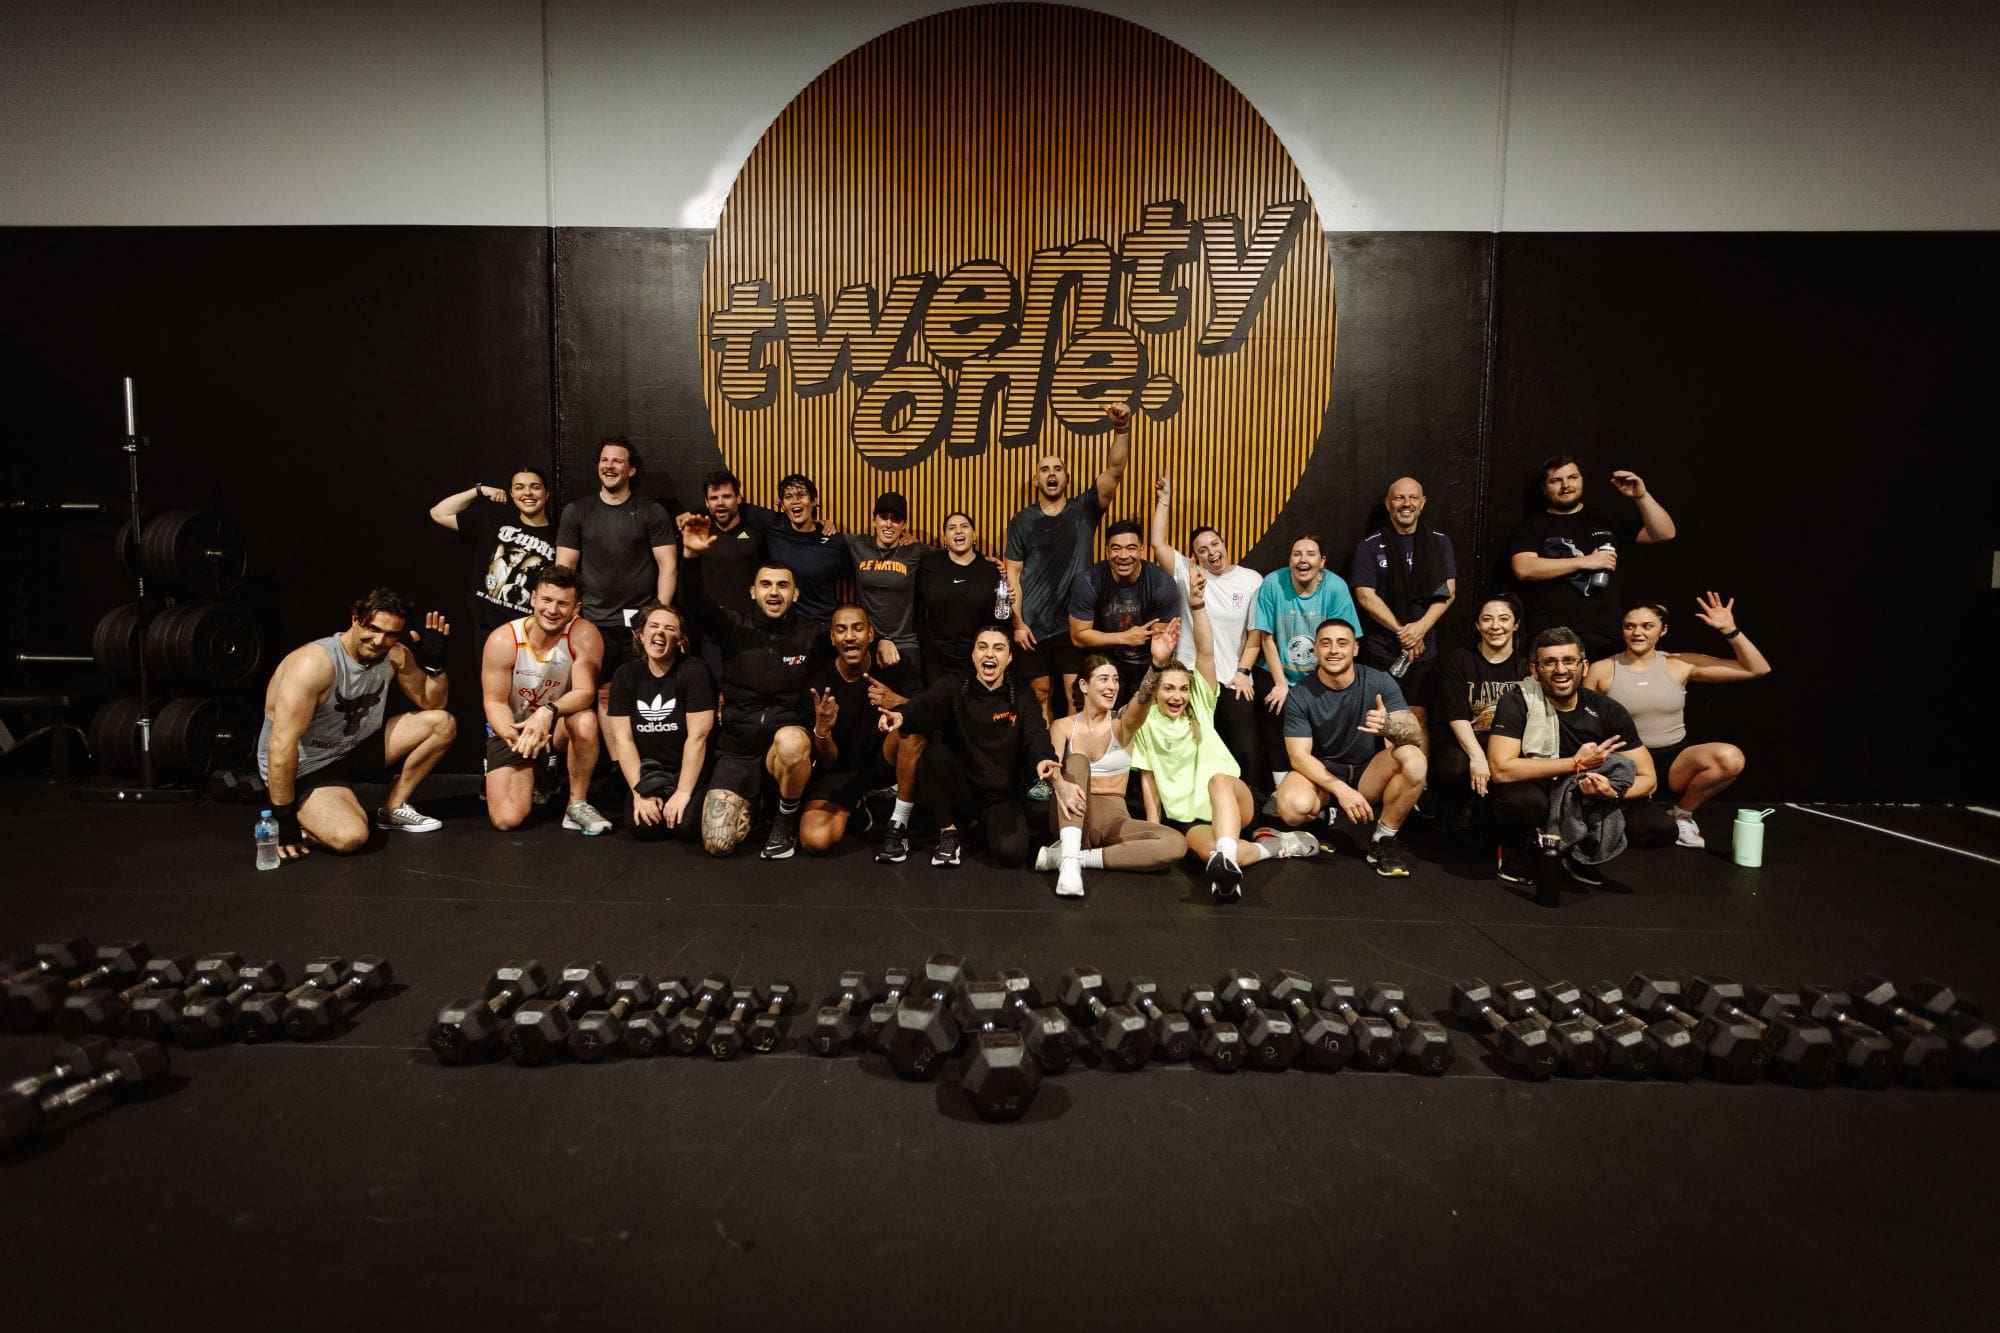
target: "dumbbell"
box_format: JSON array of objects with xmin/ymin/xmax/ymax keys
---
[
  {"xmin": 0, "ymin": 937, "xmax": 95, "ymax": 990},
  {"xmin": 500, "ymin": 960, "xmax": 609, "ymax": 1063},
  {"xmin": 1582, "ymin": 980, "xmax": 1700, "ymax": 1079},
  {"xmin": 953, "ymin": 980, "xmax": 1042, "ymax": 1120},
  {"xmin": 1122, "ymin": 977, "xmax": 1194, "ymax": 1061},
  {"xmin": 238, "ymin": 958, "xmax": 348, "ymax": 1043},
  {"xmin": 570, "ymin": 973, "xmax": 658, "ymax": 1062},
  {"xmin": 1756, "ymin": 985, "xmax": 1889, "ymax": 1090},
  {"xmin": 910, "ymin": 955, "xmax": 969, "ymax": 1008},
  {"xmin": 174, "ymin": 960, "xmax": 289, "ymax": 1047},
  {"xmin": 1058, "ymin": 967, "xmax": 1154, "ymax": 1071},
  {"xmin": 1493, "ymin": 979, "xmax": 1602, "ymax": 1076},
  {"xmin": 1215, "ymin": 968, "xmax": 1299, "ymax": 1070},
  {"xmin": 428, "ymin": 960, "xmax": 549, "ymax": 1064},
  {"xmin": 1625, "ymin": 973, "xmax": 1768, "ymax": 1082},
  {"xmin": 1448, "ymin": 979, "xmax": 1557, "ymax": 1078},
  {"xmin": 127, "ymin": 953, "xmax": 244, "ymax": 1041},
  {"xmin": 1541, "ymin": 981, "xmax": 1653, "ymax": 1077},
  {"xmin": 1686, "ymin": 975, "xmax": 1836, "ymax": 1086},
  {"xmin": 747, "ymin": 982, "xmax": 798, "ymax": 1053},
  {"xmin": 0, "ymin": 1039, "xmax": 170, "ymax": 1146},
  {"xmin": 1801, "ymin": 985, "xmax": 1942, "ymax": 1088},
  {"xmin": 861, "ymin": 966, "xmax": 915, "ymax": 1050},
  {"xmin": 1849, "ymin": 974, "xmax": 2000, "ymax": 1086},
  {"xmin": 622, "ymin": 976, "xmax": 695, "ymax": 1057},
  {"xmin": 665, "ymin": 975, "xmax": 733, "ymax": 1055},
  {"xmin": 808, "ymin": 972, "xmax": 878, "ymax": 1057},
  {"xmin": 1315, "ymin": 979, "xmax": 1398, "ymax": 1071},
  {"xmin": 1363, "ymin": 982, "xmax": 1454, "ymax": 1074},
  {"xmin": 1908, "ymin": 978, "xmax": 1981, "ymax": 1022},
  {"xmin": 708, "ymin": 987, "xmax": 767, "ymax": 1061},
  {"xmin": 284, "ymin": 955, "xmax": 394, "ymax": 1040},
  {"xmin": 5, "ymin": 1035, "xmax": 115, "ymax": 1100},
  {"xmin": 59, "ymin": 954, "xmax": 193, "ymax": 1037},
  {"xmin": 1267, "ymin": 971, "xmax": 1353, "ymax": 1071},
  {"xmin": 7, "ymin": 940, "xmax": 151, "ymax": 1031},
  {"xmin": 1179, "ymin": 987, "xmax": 1244, "ymax": 1072},
  {"xmin": 1019, "ymin": 1000, "xmax": 1081, "ymax": 1074},
  {"xmin": 880, "ymin": 982, "xmax": 961, "ymax": 1080}
]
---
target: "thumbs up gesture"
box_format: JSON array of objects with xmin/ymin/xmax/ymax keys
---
[{"xmin": 1358, "ymin": 693, "xmax": 1390, "ymax": 736}]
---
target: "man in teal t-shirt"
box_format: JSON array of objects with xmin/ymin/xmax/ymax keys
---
[{"xmin": 1248, "ymin": 532, "xmax": 1360, "ymax": 793}]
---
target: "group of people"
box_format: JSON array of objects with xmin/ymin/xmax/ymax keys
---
[{"xmin": 254, "ymin": 406, "xmax": 1772, "ymax": 901}]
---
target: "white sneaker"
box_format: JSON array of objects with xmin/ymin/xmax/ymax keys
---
[
  {"xmin": 562, "ymin": 801, "xmax": 612, "ymax": 836},
  {"xmin": 1055, "ymin": 856, "xmax": 1085, "ymax": 898},
  {"xmin": 375, "ymin": 803, "xmax": 442, "ymax": 833},
  {"xmin": 1034, "ymin": 841, "xmax": 1063, "ymax": 872},
  {"xmin": 1253, "ymin": 827, "xmax": 1320, "ymax": 859},
  {"xmin": 1674, "ymin": 812, "xmax": 1705, "ymax": 849}
]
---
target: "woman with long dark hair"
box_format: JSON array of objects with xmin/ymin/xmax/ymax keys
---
[{"xmin": 1428, "ymin": 592, "xmax": 1529, "ymax": 826}]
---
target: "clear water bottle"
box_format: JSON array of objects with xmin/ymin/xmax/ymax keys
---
[
  {"xmin": 1389, "ymin": 649, "xmax": 1411, "ymax": 678},
  {"xmin": 993, "ymin": 571, "xmax": 1011, "ymax": 620},
  {"xmin": 255, "ymin": 808, "xmax": 281, "ymax": 870}
]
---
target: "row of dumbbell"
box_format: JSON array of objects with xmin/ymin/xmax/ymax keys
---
[
  {"xmin": 1, "ymin": 1037, "xmax": 172, "ymax": 1146},
  {"xmin": 0, "ymin": 938, "xmax": 392, "ymax": 1044},
  {"xmin": 1451, "ymin": 973, "xmax": 1997, "ymax": 1087}
]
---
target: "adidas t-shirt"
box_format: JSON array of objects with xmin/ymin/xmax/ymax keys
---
[
  {"xmin": 1129, "ymin": 669, "xmax": 1240, "ymax": 824},
  {"xmin": 607, "ymin": 657, "xmax": 715, "ymax": 780}
]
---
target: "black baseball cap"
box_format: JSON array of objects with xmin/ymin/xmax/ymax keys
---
[{"xmin": 873, "ymin": 490, "xmax": 908, "ymax": 520}]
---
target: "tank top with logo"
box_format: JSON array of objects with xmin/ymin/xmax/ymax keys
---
[
  {"xmin": 256, "ymin": 634, "xmax": 392, "ymax": 779},
  {"xmin": 508, "ymin": 617, "xmax": 575, "ymax": 724}
]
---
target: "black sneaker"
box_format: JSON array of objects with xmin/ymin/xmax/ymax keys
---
[
  {"xmin": 1496, "ymin": 846, "xmax": 1535, "ymax": 884},
  {"xmin": 760, "ymin": 818, "xmax": 798, "ymax": 861},
  {"xmin": 1367, "ymin": 837, "xmax": 1411, "ymax": 878},
  {"xmin": 877, "ymin": 822, "xmax": 910, "ymax": 864},
  {"xmin": 1560, "ymin": 853, "xmax": 1604, "ymax": 888},
  {"xmin": 1206, "ymin": 851, "xmax": 1243, "ymax": 902},
  {"xmin": 931, "ymin": 828, "xmax": 962, "ymax": 867}
]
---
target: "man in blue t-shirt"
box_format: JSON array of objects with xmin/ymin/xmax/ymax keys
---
[
  {"xmin": 1247, "ymin": 532, "xmax": 1360, "ymax": 796},
  {"xmin": 1266, "ymin": 617, "xmax": 1428, "ymax": 877}
]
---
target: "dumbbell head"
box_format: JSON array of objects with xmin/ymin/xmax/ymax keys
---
[
  {"xmin": 570, "ymin": 973, "xmax": 658, "ymax": 1061},
  {"xmin": 881, "ymin": 995, "xmax": 958, "ymax": 1079},
  {"xmin": 706, "ymin": 986, "xmax": 762, "ymax": 1061},
  {"xmin": 86, "ymin": 940, "xmax": 152, "ymax": 983},
  {"xmin": 1020, "ymin": 1005, "xmax": 1079, "ymax": 1074},
  {"xmin": 1792, "ymin": 986, "xmax": 1893, "ymax": 1088},
  {"xmin": 1685, "ymin": 975, "xmax": 1753, "ymax": 1019},
  {"xmin": 622, "ymin": 976, "xmax": 694, "ymax": 1057},
  {"xmin": 915, "ymin": 955, "xmax": 968, "ymax": 1006},
  {"xmin": 553, "ymin": 960, "xmax": 612, "ymax": 1008},
  {"xmin": 1122, "ymin": 977, "xmax": 1194, "ymax": 1061},
  {"xmin": 1691, "ymin": 1012, "xmax": 1771, "ymax": 1082},
  {"xmin": 1494, "ymin": 979, "xmax": 1601, "ymax": 1075},
  {"xmin": 1318, "ymin": 979, "xmax": 1397, "ymax": 1069},
  {"xmin": 748, "ymin": 980, "xmax": 797, "ymax": 1053},
  {"xmin": 809, "ymin": 971, "xmax": 877, "ymax": 1057},
  {"xmin": 104, "ymin": 1038, "xmax": 172, "ymax": 1087},
  {"xmin": 126, "ymin": 952, "xmax": 242, "ymax": 1039},
  {"xmin": 960, "ymin": 1030, "xmax": 1042, "ymax": 1120},
  {"xmin": 283, "ymin": 955, "xmax": 393, "ymax": 1040},
  {"xmin": 237, "ymin": 957, "xmax": 347, "ymax": 1043},
  {"xmin": 175, "ymin": 960, "xmax": 287, "ymax": 1046},
  {"xmin": 1267, "ymin": 971, "xmax": 1352, "ymax": 1071},
  {"xmin": 1585, "ymin": 980, "xmax": 1698, "ymax": 1078},
  {"xmin": 861, "ymin": 966, "xmax": 914, "ymax": 1049},
  {"xmin": 487, "ymin": 960, "xmax": 549, "ymax": 1007},
  {"xmin": 666, "ymin": 975, "xmax": 733, "ymax": 1055},
  {"xmin": 428, "ymin": 960, "xmax": 547, "ymax": 1060},
  {"xmin": 997, "ymin": 969, "xmax": 1041, "ymax": 1015},
  {"xmin": 1178, "ymin": 986, "xmax": 1244, "ymax": 1072},
  {"xmin": 1909, "ymin": 978, "xmax": 1980, "ymax": 1021},
  {"xmin": 1544, "ymin": 981, "xmax": 1652, "ymax": 1076},
  {"xmin": 1363, "ymin": 981, "xmax": 1453, "ymax": 1074},
  {"xmin": 60, "ymin": 954, "xmax": 193, "ymax": 1037},
  {"xmin": 954, "ymin": 981, "xmax": 1015, "ymax": 1038},
  {"xmin": 1741, "ymin": 985, "xmax": 1839, "ymax": 1086},
  {"xmin": 1059, "ymin": 968, "xmax": 1153, "ymax": 1070}
]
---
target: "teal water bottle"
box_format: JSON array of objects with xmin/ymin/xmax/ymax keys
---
[{"xmin": 1731, "ymin": 808, "xmax": 1776, "ymax": 868}]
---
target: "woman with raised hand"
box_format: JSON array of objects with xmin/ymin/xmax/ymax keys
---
[{"xmin": 1585, "ymin": 592, "xmax": 1772, "ymax": 848}]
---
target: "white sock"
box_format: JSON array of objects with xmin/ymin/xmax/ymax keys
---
[
  {"xmin": 1215, "ymin": 837, "xmax": 1238, "ymax": 865},
  {"xmin": 892, "ymin": 799, "xmax": 915, "ymax": 826},
  {"xmin": 1672, "ymin": 805, "xmax": 1693, "ymax": 819},
  {"xmin": 1373, "ymin": 819, "xmax": 1399, "ymax": 842},
  {"xmin": 1270, "ymin": 771, "xmax": 1287, "ymax": 789},
  {"xmin": 1059, "ymin": 825, "xmax": 1082, "ymax": 857},
  {"xmin": 1078, "ymin": 849, "xmax": 1104, "ymax": 869}
]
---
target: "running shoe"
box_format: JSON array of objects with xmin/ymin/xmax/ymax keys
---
[
  {"xmin": 1366, "ymin": 837, "xmax": 1411, "ymax": 878},
  {"xmin": 1561, "ymin": 853, "xmax": 1605, "ymax": 888},
  {"xmin": 759, "ymin": 818, "xmax": 798, "ymax": 860},
  {"xmin": 1496, "ymin": 847, "xmax": 1535, "ymax": 884},
  {"xmin": 1206, "ymin": 852, "xmax": 1243, "ymax": 902},
  {"xmin": 562, "ymin": 801, "xmax": 612, "ymax": 836},
  {"xmin": 1673, "ymin": 811, "xmax": 1706, "ymax": 849},
  {"xmin": 876, "ymin": 822, "xmax": 910, "ymax": 864},
  {"xmin": 376, "ymin": 803, "xmax": 442, "ymax": 833},
  {"xmin": 1055, "ymin": 856, "xmax": 1084, "ymax": 898},
  {"xmin": 931, "ymin": 828, "xmax": 963, "ymax": 867},
  {"xmin": 1034, "ymin": 841, "xmax": 1064, "ymax": 872},
  {"xmin": 1252, "ymin": 827, "xmax": 1320, "ymax": 859}
]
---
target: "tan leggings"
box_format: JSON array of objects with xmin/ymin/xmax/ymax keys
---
[{"xmin": 1048, "ymin": 753, "xmax": 1186, "ymax": 871}]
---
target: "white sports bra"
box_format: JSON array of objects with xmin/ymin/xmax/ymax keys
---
[{"xmin": 1066, "ymin": 723, "xmax": 1132, "ymax": 778}]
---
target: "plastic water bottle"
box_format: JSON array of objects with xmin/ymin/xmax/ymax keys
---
[
  {"xmin": 255, "ymin": 809, "xmax": 281, "ymax": 870},
  {"xmin": 993, "ymin": 571, "xmax": 1011, "ymax": 620},
  {"xmin": 1584, "ymin": 532, "xmax": 1616, "ymax": 593},
  {"xmin": 1389, "ymin": 649, "xmax": 1411, "ymax": 678}
]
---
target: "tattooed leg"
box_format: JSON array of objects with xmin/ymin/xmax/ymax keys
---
[{"xmin": 701, "ymin": 789, "xmax": 751, "ymax": 856}]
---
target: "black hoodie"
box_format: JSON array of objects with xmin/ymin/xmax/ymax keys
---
[
  {"xmin": 685, "ymin": 580, "xmax": 828, "ymax": 724},
  {"xmin": 897, "ymin": 672, "xmax": 1055, "ymax": 799}
]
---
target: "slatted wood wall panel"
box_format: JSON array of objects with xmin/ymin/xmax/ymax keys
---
[{"xmin": 700, "ymin": 2, "xmax": 1336, "ymax": 560}]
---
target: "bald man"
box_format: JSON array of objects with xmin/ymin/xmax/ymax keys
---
[{"xmin": 1349, "ymin": 476, "xmax": 1456, "ymax": 730}]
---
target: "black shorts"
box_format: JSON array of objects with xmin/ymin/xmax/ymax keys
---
[
  {"xmin": 1646, "ymin": 738, "xmax": 1699, "ymax": 798},
  {"xmin": 709, "ymin": 714, "xmax": 805, "ymax": 800},
  {"xmin": 1318, "ymin": 758, "xmax": 1367, "ymax": 789},
  {"xmin": 287, "ymin": 730, "xmax": 390, "ymax": 796},
  {"xmin": 802, "ymin": 764, "xmax": 890, "ymax": 812},
  {"xmin": 1014, "ymin": 633, "xmax": 1083, "ymax": 685},
  {"xmin": 588, "ymin": 616, "xmax": 638, "ymax": 678}
]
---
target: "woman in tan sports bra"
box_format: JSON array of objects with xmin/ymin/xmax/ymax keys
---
[{"xmin": 1038, "ymin": 622, "xmax": 1187, "ymax": 899}]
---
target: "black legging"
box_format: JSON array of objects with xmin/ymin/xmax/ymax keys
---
[
  {"xmin": 1213, "ymin": 684, "xmax": 1263, "ymax": 791},
  {"xmin": 914, "ymin": 744, "xmax": 1034, "ymax": 867},
  {"xmin": 1426, "ymin": 732, "xmax": 1477, "ymax": 816},
  {"xmin": 1491, "ymin": 779, "xmax": 1675, "ymax": 849},
  {"xmin": 1251, "ymin": 667, "xmax": 1290, "ymax": 787}
]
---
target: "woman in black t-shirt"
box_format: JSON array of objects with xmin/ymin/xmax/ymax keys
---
[
  {"xmin": 604, "ymin": 604, "xmax": 715, "ymax": 840},
  {"xmin": 1429, "ymin": 593, "xmax": 1529, "ymax": 824}
]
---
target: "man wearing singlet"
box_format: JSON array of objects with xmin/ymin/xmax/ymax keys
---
[
  {"xmin": 479, "ymin": 565, "xmax": 609, "ymax": 834},
  {"xmin": 257, "ymin": 587, "xmax": 458, "ymax": 859}
]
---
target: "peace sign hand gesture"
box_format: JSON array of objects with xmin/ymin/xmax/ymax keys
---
[{"xmin": 810, "ymin": 687, "xmax": 839, "ymax": 736}]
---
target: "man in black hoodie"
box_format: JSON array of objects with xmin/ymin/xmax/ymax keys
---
[
  {"xmin": 879, "ymin": 626, "xmax": 1078, "ymax": 868},
  {"xmin": 681, "ymin": 516, "xmax": 831, "ymax": 859}
]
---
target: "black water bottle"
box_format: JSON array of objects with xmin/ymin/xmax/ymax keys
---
[{"xmin": 1584, "ymin": 531, "xmax": 1615, "ymax": 594}]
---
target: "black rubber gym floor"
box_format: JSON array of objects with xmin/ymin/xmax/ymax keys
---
[{"xmin": 4, "ymin": 776, "xmax": 1996, "ymax": 1328}]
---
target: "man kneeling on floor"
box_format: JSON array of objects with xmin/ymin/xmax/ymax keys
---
[
  {"xmin": 258, "ymin": 587, "xmax": 458, "ymax": 858},
  {"xmin": 480, "ymin": 564, "xmax": 611, "ymax": 834},
  {"xmin": 1485, "ymin": 626, "xmax": 1672, "ymax": 887},
  {"xmin": 800, "ymin": 604, "xmax": 920, "ymax": 857},
  {"xmin": 1267, "ymin": 617, "xmax": 1427, "ymax": 876}
]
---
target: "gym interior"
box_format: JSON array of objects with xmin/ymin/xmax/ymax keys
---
[{"xmin": 3, "ymin": 3, "xmax": 1996, "ymax": 1326}]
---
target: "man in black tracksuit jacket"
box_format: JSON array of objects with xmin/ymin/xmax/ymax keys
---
[
  {"xmin": 883, "ymin": 626, "xmax": 1076, "ymax": 868},
  {"xmin": 680, "ymin": 529, "xmax": 830, "ymax": 859}
]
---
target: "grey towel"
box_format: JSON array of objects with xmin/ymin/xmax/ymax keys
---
[
  {"xmin": 1517, "ymin": 679, "xmax": 1561, "ymax": 759},
  {"xmin": 1546, "ymin": 752, "xmax": 1636, "ymax": 865}
]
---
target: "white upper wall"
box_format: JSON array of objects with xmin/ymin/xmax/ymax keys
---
[{"xmin": 3, "ymin": 0, "xmax": 1996, "ymax": 230}]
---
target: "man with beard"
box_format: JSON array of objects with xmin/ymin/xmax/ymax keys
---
[
  {"xmin": 478, "ymin": 565, "xmax": 610, "ymax": 835},
  {"xmin": 678, "ymin": 469, "xmax": 765, "ymax": 681},
  {"xmin": 428, "ymin": 466, "xmax": 558, "ymax": 637},
  {"xmin": 797, "ymin": 605, "xmax": 920, "ymax": 858},
  {"xmin": 1350, "ymin": 475, "xmax": 1457, "ymax": 731},
  {"xmin": 1507, "ymin": 456, "xmax": 1676, "ymax": 659}
]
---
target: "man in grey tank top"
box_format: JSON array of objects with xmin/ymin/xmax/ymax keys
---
[{"xmin": 257, "ymin": 587, "xmax": 458, "ymax": 859}]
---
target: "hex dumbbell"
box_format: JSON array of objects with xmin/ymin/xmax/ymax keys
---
[
  {"xmin": 174, "ymin": 960, "xmax": 288, "ymax": 1047},
  {"xmin": 1849, "ymin": 975, "xmax": 1999, "ymax": 1086},
  {"xmin": 284, "ymin": 955, "xmax": 394, "ymax": 1040},
  {"xmin": 809, "ymin": 972, "xmax": 878, "ymax": 1057},
  {"xmin": 1316, "ymin": 979, "xmax": 1398, "ymax": 1071},
  {"xmin": 880, "ymin": 986, "xmax": 959, "ymax": 1080},
  {"xmin": 1686, "ymin": 975, "xmax": 1836, "ymax": 1086},
  {"xmin": 1626, "ymin": 973, "xmax": 1768, "ymax": 1082},
  {"xmin": 59, "ymin": 954, "xmax": 193, "ymax": 1037},
  {"xmin": 428, "ymin": 960, "xmax": 549, "ymax": 1064},
  {"xmin": 707, "ymin": 987, "xmax": 766, "ymax": 1061},
  {"xmin": 1801, "ymin": 985, "xmax": 1942, "ymax": 1088},
  {"xmin": 5, "ymin": 1035, "xmax": 115, "ymax": 1100},
  {"xmin": 1582, "ymin": 980, "xmax": 1700, "ymax": 1079},
  {"xmin": 238, "ymin": 958, "xmax": 348, "ymax": 1043},
  {"xmin": 1542, "ymin": 981, "xmax": 1653, "ymax": 1077},
  {"xmin": 7, "ymin": 940, "xmax": 151, "ymax": 1031},
  {"xmin": 665, "ymin": 975, "xmax": 733, "ymax": 1055},
  {"xmin": 1179, "ymin": 986, "xmax": 1244, "ymax": 1072},
  {"xmin": 1363, "ymin": 982, "xmax": 1454, "ymax": 1075},
  {"xmin": 0, "ymin": 938, "xmax": 96, "ymax": 990},
  {"xmin": 1449, "ymin": 979, "xmax": 1556, "ymax": 1078},
  {"xmin": 861, "ymin": 966, "xmax": 915, "ymax": 1051},
  {"xmin": 0, "ymin": 1039, "xmax": 169, "ymax": 1146},
  {"xmin": 501, "ymin": 960, "xmax": 609, "ymax": 1063},
  {"xmin": 622, "ymin": 976, "xmax": 695, "ymax": 1057},
  {"xmin": 953, "ymin": 980, "xmax": 1043, "ymax": 1120},
  {"xmin": 1058, "ymin": 967, "xmax": 1154, "ymax": 1071},
  {"xmin": 571, "ymin": 973, "xmax": 658, "ymax": 1062},
  {"xmin": 747, "ymin": 982, "xmax": 798, "ymax": 1053},
  {"xmin": 1494, "ymin": 979, "xmax": 1602, "ymax": 1076},
  {"xmin": 1216, "ymin": 969, "xmax": 1299, "ymax": 1071},
  {"xmin": 127, "ymin": 953, "xmax": 244, "ymax": 1041},
  {"xmin": 1756, "ymin": 985, "xmax": 1889, "ymax": 1090},
  {"xmin": 1267, "ymin": 971, "xmax": 1352, "ymax": 1071},
  {"xmin": 1122, "ymin": 977, "xmax": 1194, "ymax": 1061}
]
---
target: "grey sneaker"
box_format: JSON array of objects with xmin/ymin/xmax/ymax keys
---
[
  {"xmin": 562, "ymin": 801, "xmax": 612, "ymax": 836},
  {"xmin": 1034, "ymin": 841, "xmax": 1063, "ymax": 872},
  {"xmin": 1253, "ymin": 827, "xmax": 1320, "ymax": 859},
  {"xmin": 376, "ymin": 803, "xmax": 442, "ymax": 833}
]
